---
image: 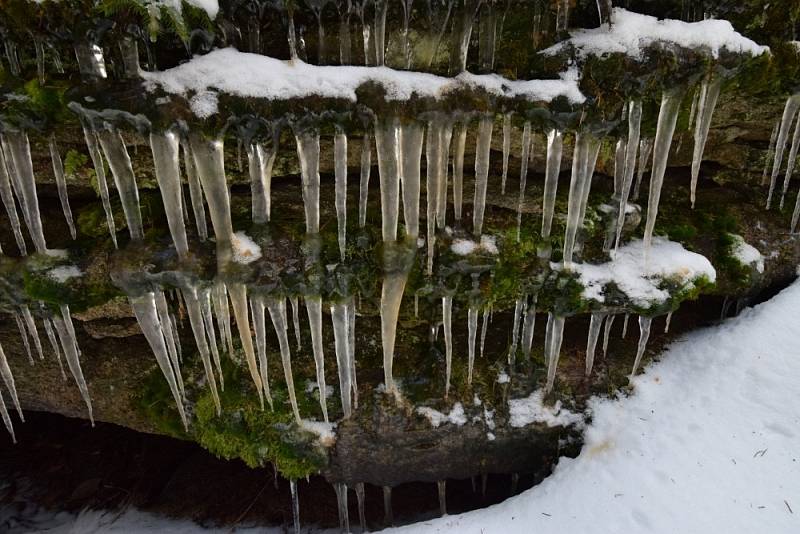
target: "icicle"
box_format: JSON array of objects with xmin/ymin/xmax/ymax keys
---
[
  {"xmin": 307, "ymin": 297, "xmax": 330, "ymax": 421},
  {"xmin": 290, "ymin": 296, "xmax": 302, "ymax": 351},
  {"xmin": 780, "ymin": 111, "xmax": 800, "ymax": 209},
  {"xmin": 521, "ymin": 295, "xmax": 537, "ymax": 358},
  {"xmin": 687, "ymin": 87, "xmax": 699, "ymax": 132},
  {"xmin": 690, "ymin": 76, "xmax": 723, "ymax": 208},
  {"xmin": 200, "ymin": 288, "xmax": 224, "ymax": 391},
  {"xmin": 250, "ymin": 295, "xmax": 273, "ymax": 408},
  {"xmin": 585, "ymin": 313, "xmax": 604, "ymax": 376},
  {"xmin": 190, "ymin": 135, "xmax": 234, "ymax": 249},
  {"xmin": 0, "ymin": 342, "xmax": 23, "ymax": 420},
  {"xmin": 478, "ymin": 0, "xmax": 498, "ymax": 71},
  {"xmin": 556, "ymin": 0, "xmax": 569, "ymax": 31},
  {"xmin": 3, "ymin": 40, "xmax": 21, "ymax": 76},
  {"xmin": 82, "ymin": 125, "xmax": 117, "ymax": 247},
  {"xmin": 425, "ymin": 115, "xmax": 452, "ymax": 271},
  {"xmin": 508, "ymin": 298, "xmax": 523, "ymax": 366},
  {"xmin": 296, "ymin": 131, "xmax": 321, "ymax": 234},
  {"xmin": 213, "ymin": 282, "xmax": 234, "ymax": 355},
  {"xmin": 544, "ymin": 313, "xmax": 566, "ymax": 394},
  {"xmin": 400, "ymin": 121, "xmax": 424, "ymax": 239},
  {"xmin": 43, "ymin": 317, "xmax": 66, "ymax": 380},
  {"xmin": 358, "ymin": 132, "xmax": 372, "ymax": 228},
  {"xmin": 602, "ymin": 314, "xmax": 616, "ymax": 358},
  {"xmin": 435, "ymin": 119, "xmax": 453, "ymax": 230},
  {"xmin": 622, "ymin": 313, "xmax": 630, "ymax": 338},
  {"xmin": 130, "ymin": 294, "xmax": 184, "ymax": 427},
  {"xmin": 48, "ymin": 137, "xmax": 76, "ymax": 239},
  {"xmin": 501, "ymin": 113, "xmax": 512, "ymax": 194},
  {"xmin": 347, "ymin": 299, "xmax": 358, "ymax": 408},
  {"xmin": 13, "ymin": 313, "xmax": 33, "ymax": 365},
  {"xmin": 155, "ymin": 291, "xmax": 185, "ymax": 400},
  {"xmin": 632, "ymin": 138, "xmax": 654, "ymax": 201},
  {"xmin": 643, "ymin": 90, "xmax": 683, "ymax": 255},
  {"xmin": 380, "ymin": 270, "xmax": 407, "ymax": 395},
  {"xmin": 473, "ymin": 115, "xmax": 493, "ymax": 237},
  {"xmin": 516, "ymin": 122, "xmax": 532, "ymax": 240},
  {"xmin": 150, "ymin": 131, "xmax": 189, "ymax": 257},
  {"xmin": 442, "ymin": 296, "xmax": 453, "ymax": 398},
  {"xmin": 438, "ymin": 480, "xmax": 447, "ymax": 516},
  {"xmin": 614, "ymin": 100, "xmax": 643, "ymax": 251},
  {"xmin": 375, "ymin": 118, "xmax": 402, "ymax": 242},
  {"xmin": 631, "ymin": 316, "xmax": 653, "ymax": 377},
  {"xmin": 96, "ymin": 128, "xmax": 144, "ymax": 240},
  {"xmin": 335, "ymin": 482, "xmax": 350, "ymax": 533},
  {"xmin": 53, "ymin": 305, "xmax": 94, "ymax": 424},
  {"xmin": 399, "ymin": 0, "xmax": 413, "ymax": 67},
  {"xmin": 355, "ymin": 482, "xmax": 366, "ymax": 532},
  {"xmin": 664, "ymin": 311, "xmax": 673, "ymax": 333},
  {"xmin": 374, "ymin": 0, "xmax": 388, "ymax": 65},
  {"xmin": 229, "ymin": 284, "xmax": 265, "ymax": 408},
  {"xmin": 383, "ymin": 486, "xmax": 393, "ymax": 526},
  {"xmin": 290, "ymin": 479, "xmax": 300, "ymax": 534},
  {"xmin": 0, "ymin": 145, "xmax": 27, "ymax": 254},
  {"xmin": 541, "ymin": 129, "xmax": 563, "ymax": 240},
  {"xmin": 563, "ymin": 133, "xmax": 591, "ymax": 266},
  {"xmin": 452, "ymin": 122, "xmax": 467, "ymax": 221},
  {"xmin": 467, "ymin": 306, "xmax": 478, "ymax": 384},
  {"xmin": 74, "ymin": 42, "xmax": 107, "ymax": 78},
  {"xmin": 762, "ymin": 122, "xmax": 780, "ymax": 186},
  {"xmin": 450, "ymin": 0, "xmax": 480, "ymax": 73},
  {"xmin": 182, "ymin": 140, "xmax": 207, "ymax": 241},
  {"xmin": 331, "ymin": 301, "xmax": 352, "ymax": 417},
  {"xmin": 0, "ymin": 386, "xmax": 15, "ymax": 443},
  {"xmin": 2, "ymin": 131, "xmax": 48, "ymax": 252},
  {"xmin": 480, "ymin": 308, "xmax": 489, "ymax": 359},
  {"xmin": 182, "ymin": 287, "xmax": 221, "ymax": 414},
  {"xmin": 339, "ymin": 5, "xmax": 352, "ymax": 64},
  {"xmin": 267, "ymin": 298, "xmax": 301, "ymax": 422},
  {"xmin": 247, "ymin": 142, "xmax": 276, "ymax": 224},
  {"xmin": 766, "ymin": 96, "xmax": 800, "ymax": 209},
  {"xmin": 21, "ymin": 306, "xmax": 43, "ymax": 361},
  {"xmin": 334, "ymin": 130, "xmax": 348, "ymax": 259}
]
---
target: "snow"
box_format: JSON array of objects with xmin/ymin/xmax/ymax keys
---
[
  {"xmin": 544, "ymin": 8, "xmax": 769, "ymax": 60},
  {"xmin": 231, "ymin": 231, "xmax": 262, "ymax": 264},
  {"xmin": 417, "ymin": 402, "xmax": 468, "ymax": 428},
  {"xmin": 729, "ymin": 234, "xmax": 765, "ymax": 274},
  {"xmin": 299, "ymin": 419, "xmax": 336, "ymax": 447},
  {"xmin": 141, "ymin": 49, "xmax": 584, "ymax": 117},
  {"xmin": 563, "ymin": 237, "xmax": 716, "ymax": 307},
  {"xmin": 129, "ymin": 0, "xmax": 219, "ymax": 19},
  {"xmin": 388, "ymin": 279, "xmax": 800, "ymax": 534},
  {"xmin": 450, "ymin": 235, "xmax": 499, "ymax": 256},
  {"xmin": 496, "ymin": 372, "xmax": 510, "ymax": 384},
  {"xmin": 508, "ymin": 390, "xmax": 584, "ymax": 429},
  {"xmin": 48, "ymin": 265, "xmax": 81, "ymax": 283}
]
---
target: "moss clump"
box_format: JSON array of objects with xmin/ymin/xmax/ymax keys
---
[{"xmin": 192, "ymin": 359, "xmax": 328, "ymax": 479}]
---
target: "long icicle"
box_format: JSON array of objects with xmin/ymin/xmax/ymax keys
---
[
  {"xmin": 0, "ymin": 384, "xmax": 15, "ymax": 443},
  {"xmin": 150, "ymin": 131, "xmax": 189, "ymax": 258},
  {"xmin": 779, "ymin": 110, "xmax": 800, "ymax": 209},
  {"xmin": 0, "ymin": 144, "xmax": 27, "ymax": 255},
  {"xmin": 516, "ymin": 122, "xmax": 532, "ymax": 240},
  {"xmin": 307, "ymin": 296, "xmax": 330, "ymax": 421},
  {"xmin": 501, "ymin": 113, "xmax": 512, "ymax": 195},
  {"xmin": 400, "ymin": 121, "xmax": 424, "ymax": 239},
  {"xmin": 452, "ymin": 121, "xmax": 467, "ymax": 221},
  {"xmin": 82, "ymin": 125, "xmax": 117, "ymax": 247},
  {"xmin": 541, "ymin": 129, "xmax": 563, "ymax": 241},
  {"xmin": 182, "ymin": 140, "xmax": 208, "ymax": 240},
  {"xmin": 614, "ymin": 100, "xmax": 643, "ymax": 251},
  {"xmin": 48, "ymin": 136, "xmax": 76, "ymax": 239},
  {"xmin": 200, "ymin": 287, "xmax": 224, "ymax": 391},
  {"xmin": 563, "ymin": 133, "xmax": 590, "ymax": 266},
  {"xmin": 228, "ymin": 283, "xmax": 265, "ymax": 408},
  {"xmin": 42, "ymin": 317, "xmax": 67, "ymax": 380},
  {"xmin": 358, "ymin": 132, "xmax": 372, "ymax": 228},
  {"xmin": 250, "ymin": 295, "xmax": 273, "ymax": 408},
  {"xmin": 182, "ymin": 286, "xmax": 221, "ymax": 414},
  {"xmin": 0, "ymin": 342, "xmax": 23, "ymax": 420},
  {"xmin": 544, "ymin": 313, "xmax": 566, "ymax": 394},
  {"xmin": 766, "ymin": 96, "xmax": 800, "ymax": 209},
  {"xmin": 376, "ymin": 117, "xmax": 401, "ymax": 242},
  {"xmin": 631, "ymin": 316, "xmax": 653, "ymax": 377},
  {"xmin": 53, "ymin": 305, "xmax": 94, "ymax": 425},
  {"xmin": 585, "ymin": 313, "xmax": 604, "ymax": 376},
  {"xmin": 296, "ymin": 130, "xmax": 321, "ymax": 234},
  {"xmin": 521, "ymin": 294, "xmax": 538, "ymax": 358},
  {"xmin": 247, "ymin": 141, "xmax": 276, "ymax": 224},
  {"xmin": 643, "ymin": 89, "xmax": 683, "ymax": 256},
  {"xmin": 2, "ymin": 131, "xmax": 48, "ymax": 252},
  {"xmin": 14, "ymin": 313, "xmax": 33, "ymax": 365},
  {"xmin": 442, "ymin": 295, "xmax": 453, "ymax": 398},
  {"xmin": 334, "ymin": 130, "xmax": 348, "ymax": 259},
  {"xmin": 96, "ymin": 128, "xmax": 144, "ymax": 240},
  {"xmin": 21, "ymin": 306, "xmax": 44, "ymax": 361},
  {"xmin": 267, "ymin": 298, "xmax": 301, "ymax": 423},
  {"xmin": 473, "ymin": 115, "xmax": 493, "ymax": 236},
  {"xmin": 690, "ymin": 76, "xmax": 723, "ymax": 208},
  {"xmin": 761, "ymin": 121, "xmax": 780, "ymax": 186},
  {"xmin": 331, "ymin": 301, "xmax": 352, "ymax": 418},
  {"xmin": 467, "ymin": 305, "xmax": 478, "ymax": 384},
  {"xmin": 155, "ymin": 291, "xmax": 185, "ymax": 400}
]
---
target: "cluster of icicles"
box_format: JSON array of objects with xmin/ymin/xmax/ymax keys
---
[{"xmin": 0, "ymin": 65, "xmax": 731, "ymax": 443}]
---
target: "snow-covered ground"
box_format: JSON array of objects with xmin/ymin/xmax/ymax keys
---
[
  {"xmin": 3, "ymin": 281, "xmax": 800, "ymax": 533},
  {"xmin": 388, "ymin": 280, "xmax": 800, "ymax": 534}
]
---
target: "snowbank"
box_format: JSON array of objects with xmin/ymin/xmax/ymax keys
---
[
  {"xmin": 544, "ymin": 8, "xmax": 768, "ymax": 60},
  {"xmin": 142, "ymin": 48, "xmax": 585, "ymax": 117},
  {"xmin": 563, "ymin": 237, "xmax": 715, "ymax": 307},
  {"xmin": 388, "ymin": 279, "xmax": 800, "ymax": 534}
]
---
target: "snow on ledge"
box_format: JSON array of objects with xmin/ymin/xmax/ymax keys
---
[
  {"xmin": 142, "ymin": 48, "xmax": 585, "ymax": 117},
  {"xmin": 560, "ymin": 238, "xmax": 716, "ymax": 307},
  {"xmin": 300, "ymin": 419, "xmax": 336, "ymax": 447},
  {"xmin": 729, "ymin": 234, "xmax": 764, "ymax": 274},
  {"xmin": 508, "ymin": 390, "xmax": 584, "ymax": 429},
  {"xmin": 544, "ymin": 8, "xmax": 768, "ymax": 60},
  {"xmin": 417, "ymin": 403, "xmax": 468, "ymax": 428}
]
